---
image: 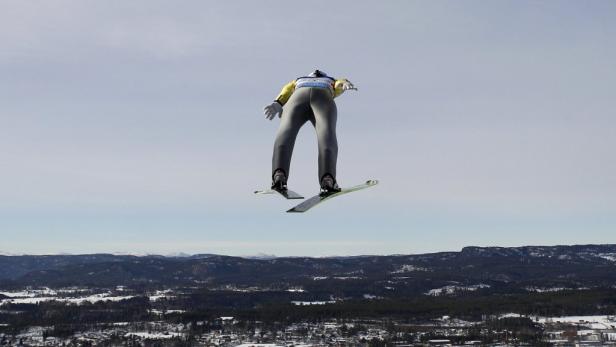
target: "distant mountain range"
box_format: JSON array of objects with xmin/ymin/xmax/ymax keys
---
[{"xmin": 1, "ymin": 244, "xmax": 616, "ymax": 298}]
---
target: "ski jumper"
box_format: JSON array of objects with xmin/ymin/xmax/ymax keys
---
[{"xmin": 271, "ymin": 75, "xmax": 351, "ymax": 183}]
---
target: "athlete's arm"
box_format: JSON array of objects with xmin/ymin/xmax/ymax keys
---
[
  {"xmin": 275, "ymin": 80, "xmax": 297, "ymax": 105},
  {"xmin": 333, "ymin": 78, "xmax": 357, "ymax": 97}
]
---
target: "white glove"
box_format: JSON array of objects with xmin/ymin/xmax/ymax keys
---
[
  {"xmin": 263, "ymin": 101, "xmax": 283, "ymax": 120},
  {"xmin": 342, "ymin": 80, "xmax": 357, "ymax": 91}
]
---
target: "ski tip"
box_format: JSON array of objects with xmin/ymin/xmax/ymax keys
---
[
  {"xmin": 366, "ymin": 179, "xmax": 379, "ymax": 186},
  {"xmin": 287, "ymin": 204, "xmax": 311, "ymax": 212},
  {"xmin": 254, "ymin": 189, "xmax": 275, "ymax": 195}
]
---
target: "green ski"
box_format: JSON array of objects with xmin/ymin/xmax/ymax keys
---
[{"xmin": 287, "ymin": 180, "xmax": 378, "ymax": 213}]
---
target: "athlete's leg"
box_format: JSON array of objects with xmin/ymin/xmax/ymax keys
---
[
  {"xmin": 310, "ymin": 88, "xmax": 339, "ymax": 183},
  {"xmin": 271, "ymin": 88, "xmax": 311, "ymax": 181}
]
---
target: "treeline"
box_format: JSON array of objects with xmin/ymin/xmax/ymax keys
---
[
  {"xmin": 2, "ymin": 288, "xmax": 615, "ymax": 337},
  {"xmin": 0, "ymin": 297, "xmax": 151, "ymax": 334},
  {"xmin": 178, "ymin": 288, "xmax": 616, "ymax": 323}
]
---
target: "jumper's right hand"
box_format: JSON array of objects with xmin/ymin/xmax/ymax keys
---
[{"xmin": 264, "ymin": 101, "xmax": 283, "ymax": 120}]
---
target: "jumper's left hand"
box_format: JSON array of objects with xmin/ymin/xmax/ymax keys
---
[
  {"xmin": 263, "ymin": 101, "xmax": 283, "ymax": 120},
  {"xmin": 342, "ymin": 80, "xmax": 358, "ymax": 91}
]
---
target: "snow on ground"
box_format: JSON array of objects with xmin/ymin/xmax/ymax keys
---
[
  {"xmin": 525, "ymin": 286, "xmax": 590, "ymax": 292},
  {"xmin": 1, "ymin": 297, "xmax": 58, "ymax": 305},
  {"xmin": 437, "ymin": 316, "xmax": 478, "ymax": 327},
  {"xmin": 291, "ymin": 300, "xmax": 336, "ymax": 306},
  {"xmin": 63, "ymin": 293, "xmax": 135, "ymax": 304},
  {"xmin": 595, "ymin": 253, "xmax": 616, "ymax": 262},
  {"xmin": 363, "ymin": 294, "xmax": 381, "ymax": 299},
  {"xmin": 536, "ymin": 315, "xmax": 616, "ymax": 330},
  {"xmin": 286, "ymin": 288, "xmax": 305, "ymax": 292},
  {"xmin": 0, "ymin": 288, "xmax": 57, "ymax": 298},
  {"xmin": 150, "ymin": 309, "xmax": 186, "ymax": 314},
  {"xmin": 524, "ymin": 286, "xmax": 568, "ymax": 292},
  {"xmin": 124, "ymin": 332, "xmax": 183, "ymax": 339},
  {"xmin": 0, "ymin": 291, "xmax": 38, "ymax": 298},
  {"xmin": 499, "ymin": 313, "xmax": 524, "ymax": 319},
  {"xmin": 390, "ymin": 264, "xmax": 430, "ymax": 273},
  {"xmin": 15, "ymin": 326, "xmax": 46, "ymax": 342},
  {"xmin": 0, "ymin": 287, "xmax": 94, "ymax": 298},
  {"xmin": 148, "ymin": 289, "xmax": 175, "ymax": 301},
  {"xmin": 0, "ymin": 292, "xmax": 134, "ymax": 306},
  {"xmin": 426, "ymin": 284, "xmax": 490, "ymax": 296}
]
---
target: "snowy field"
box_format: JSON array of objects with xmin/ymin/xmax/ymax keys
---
[
  {"xmin": 0, "ymin": 292, "xmax": 134, "ymax": 305},
  {"xmin": 426, "ymin": 284, "xmax": 491, "ymax": 296},
  {"xmin": 0, "ymin": 286, "xmax": 184, "ymax": 306},
  {"xmin": 291, "ymin": 300, "xmax": 336, "ymax": 306},
  {"xmin": 0, "ymin": 287, "xmax": 136, "ymax": 306},
  {"xmin": 536, "ymin": 315, "xmax": 616, "ymax": 330},
  {"xmin": 125, "ymin": 331, "xmax": 183, "ymax": 339}
]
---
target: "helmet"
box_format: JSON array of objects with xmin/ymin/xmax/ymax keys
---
[{"xmin": 308, "ymin": 69, "xmax": 328, "ymax": 78}]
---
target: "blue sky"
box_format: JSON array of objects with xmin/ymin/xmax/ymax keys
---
[{"xmin": 1, "ymin": 1, "xmax": 615, "ymax": 256}]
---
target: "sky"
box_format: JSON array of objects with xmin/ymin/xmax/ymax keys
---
[{"xmin": 0, "ymin": 1, "xmax": 615, "ymax": 256}]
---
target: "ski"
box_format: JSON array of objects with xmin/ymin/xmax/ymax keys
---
[
  {"xmin": 254, "ymin": 187, "xmax": 304, "ymax": 200},
  {"xmin": 287, "ymin": 179, "xmax": 378, "ymax": 213}
]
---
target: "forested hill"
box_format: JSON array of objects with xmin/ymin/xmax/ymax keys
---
[{"xmin": 1, "ymin": 244, "xmax": 616, "ymax": 295}]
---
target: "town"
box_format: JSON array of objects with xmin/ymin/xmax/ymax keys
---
[{"xmin": 2, "ymin": 286, "xmax": 616, "ymax": 346}]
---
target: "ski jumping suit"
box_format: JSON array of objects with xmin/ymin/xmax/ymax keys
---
[{"xmin": 271, "ymin": 76, "xmax": 351, "ymax": 183}]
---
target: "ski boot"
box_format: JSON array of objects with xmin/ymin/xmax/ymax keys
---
[
  {"xmin": 271, "ymin": 169, "xmax": 288, "ymax": 192},
  {"xmin": 320, "ymin": 174, "xmax": 341, "ymax": 196}
]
